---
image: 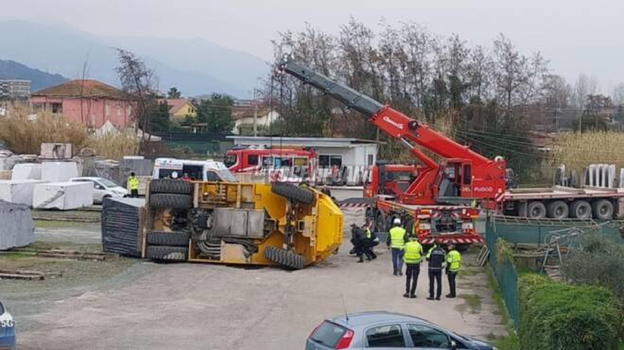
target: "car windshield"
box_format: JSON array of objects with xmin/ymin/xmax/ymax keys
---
[
  {"xmin": 310, "ymin": 321, "xmax": 347, "ymax": 348},
  {"xmin": 216, "ymin": 169, "xmax": 238, "ymax": 182},
  {"xmin": 98, "ymin": 178, "xmax": 118, "ymax": 187}
]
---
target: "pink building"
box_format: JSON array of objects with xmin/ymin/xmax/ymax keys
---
[{"xmin": 31, "ymin": 80, "xmax": 133, "ymax": 128}]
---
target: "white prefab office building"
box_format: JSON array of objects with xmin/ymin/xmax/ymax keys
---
[{"xmin": 226, "ymin": 136, "xmax": 379, "ymax": 185}]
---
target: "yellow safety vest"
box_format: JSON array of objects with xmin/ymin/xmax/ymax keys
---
[
  {"xmin": 389, "ymin": 226, "xmax": 406, "ymax": 249},
  {"xmin": 128, "ymin": 177, "xmax": 140, "ymax": 190},
  {"xmin": 403, "ymin": 241, "xmax": 423, "ymax": 264},
  {"xmin": 447, "ymin": 249, "xmax": 462, "ymax": 272},
  {"xmin": 365, "ymin": 228, "xmax": 372, "ymax": 239}
]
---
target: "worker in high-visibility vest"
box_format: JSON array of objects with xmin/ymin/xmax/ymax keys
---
[
  {"xmin": 445, "ymin": 243, "xmax": 462, "ymax": 298},
  {"xmin": 386, "ymin": 217, "xmax": 407, "ymax": 276},
  {"xmin": 127, "ymin": 172, "xmax": 140, "ymax": 198},
  {"xmin": 363, "ymin": 221, "xmax": 378, "ymax": 260},
  {"xmin": 402, "ymin": 234, "xmax": 423, "ymax": 298}
]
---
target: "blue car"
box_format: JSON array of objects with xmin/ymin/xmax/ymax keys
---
[
  {"xmin": 307, "ymin": 311, "xmax": 495, "ymax": 350},
  {"xmin": 0, "ymin": 301, "xmax": 16, "ymax": 350}
]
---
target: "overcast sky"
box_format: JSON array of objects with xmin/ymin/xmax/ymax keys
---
[{"xmin": 3, "ymin": 0, "xmax": 623, "ymax": 92}]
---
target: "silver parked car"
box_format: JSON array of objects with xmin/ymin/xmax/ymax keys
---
[{"xmin": 306, "ymin": 311, "xmax": 495, "ymax": 350}]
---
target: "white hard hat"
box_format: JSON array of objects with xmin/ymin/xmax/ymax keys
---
[{"xmin": 393, "ymin": 217, "xmax": 401, "ymax": 225}]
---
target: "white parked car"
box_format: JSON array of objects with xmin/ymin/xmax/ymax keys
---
[{"xmin": 70, "ymin": 177, "xmax": 129, "ymax": 204}]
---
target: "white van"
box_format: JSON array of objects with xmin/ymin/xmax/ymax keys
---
[{"xmin": 152, "ymin": 158, "xmax": 237, "ymax": 182}]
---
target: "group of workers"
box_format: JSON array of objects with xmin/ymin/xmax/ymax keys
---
[
  {"xmin": 350, "ymin": 222, "xmax": 379, "ymax": 262},
  {"xmin": 352, "ymin": 217, "xmax": 462, "ymax": 300}
]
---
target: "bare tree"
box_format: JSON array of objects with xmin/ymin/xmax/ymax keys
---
[
  {"xmin": 115, "ymin": 49, "xmax": 158, "ymax": 153},
  {"xmin": 492, "ymin": 34, "xmax": 528, "ymax": 113}
]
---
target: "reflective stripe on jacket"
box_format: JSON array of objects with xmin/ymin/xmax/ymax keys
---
[
  {"xmin": 447, "ymin": 249, "xmax": 462, "ymax": 272},
  {"xmin": 389, "ymin": 226, "xmax": 406, "ymax": 249},
  {"xmin": 128, "ymin": 177, "xmax": 140, "ymax": 190},
  {"xmin": 426, "ymin": 245, "xmax": 446, "ymax": 270},
  {"xmin": 403, "ymin": 241, "xmax": 423, "ymax": 264}
]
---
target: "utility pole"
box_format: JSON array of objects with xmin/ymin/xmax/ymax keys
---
[{"xmin": 253, "ymin": 88, "xmax": 258, "ymax": 137}]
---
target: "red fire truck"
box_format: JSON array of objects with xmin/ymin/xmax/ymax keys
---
[{"xmin": 225, "ymin": 147, "xmax": 317, "ymax": 183}]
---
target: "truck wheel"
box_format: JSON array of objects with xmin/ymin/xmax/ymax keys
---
[
  {"xmin": 527, "ymin": 201, "xmax": 546, "ymax": 218},
  {"xmin": 147, "ymin": 231, "xmax": 190, "ymax": 247},
  {"xmin": 149, "ymin": 193, "xmax": 193, "ymax": 209},
  {"xmin": 149, "ymin": 179, "xmax": 194, "ymax": 195},
  {"xmin": 570, "ymin": 200, "xmax": 592, "ymax": 219},
  {"xmin": 547, "ymin": 201, "xmax": 569, "ymax": 219},
  {"xmin": 264, "ymin": 246, "xmax": 305, "ymax": 270},
  {"xmin": 271, "ymin": 182, "xmax": 315, "ymax": 205},
  {"xmin": 592, "ymin": 199, "xmax": 614, "ymax": 220},
  {"xmin": 146, "ymin": 245, "xmax": 188, "ymax": 262}
]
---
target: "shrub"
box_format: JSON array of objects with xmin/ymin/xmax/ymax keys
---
[
  {"xmin": 561, "ymin": 232, "xmax": 624, "ymax": 304},
  {"xmin": 519, "ymin": 274, "xmax": 623, "ymax": 350}
]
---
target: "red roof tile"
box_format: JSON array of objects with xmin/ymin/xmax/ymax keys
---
[{"xmin": 32, "ymin": 80, "xmax": 125, "ymax": 99}]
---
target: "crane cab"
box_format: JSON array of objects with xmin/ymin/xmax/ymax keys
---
[{"xmin": 437, "ymin": 159, "xmax": 475, "ymax": 203}]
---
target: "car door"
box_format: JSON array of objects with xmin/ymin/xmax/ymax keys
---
[
  {"xmin": 405, "ymin": 324, "xmax": 454, "ymax": 349},
  {"xmin": 363, "ymin": 323, "xmax": 410, "ymax": 349},
  {"xmin": 91, "ymin": 180, "xmax": 107, "ymax": 203}
]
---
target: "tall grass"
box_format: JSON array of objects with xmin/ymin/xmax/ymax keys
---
[
  {"xmin": 87, "ymin": 131, "xmax": 139, "ymax": 159},
  {"xmin": 0, "ymin": 105, "xmax": 89, "ymax": 154},
  {"xmin": 553, "ymin": 132, "xmax": 624, "ymax": 174},
  {"xmin": 0, "ymin": 105, "xmax": 139, "ymax": 159}
]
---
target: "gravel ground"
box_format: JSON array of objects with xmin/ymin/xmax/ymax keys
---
[{"xmin": 1, "ymin": 208, "xmax": 507, "ymax": 349}]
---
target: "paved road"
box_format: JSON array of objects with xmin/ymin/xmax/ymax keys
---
[{"xmin": 15, "ymin": 246, "xmax": 505, "ymax": 349}]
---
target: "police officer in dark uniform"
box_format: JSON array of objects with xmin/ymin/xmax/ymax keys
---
[{"xmin": 425, "ymin": 241, "xmax": 446, "ymax": 300}]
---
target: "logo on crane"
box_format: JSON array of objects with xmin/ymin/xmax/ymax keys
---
[{"xmin": 382, "ymin": 116, "xmax": 404, "ymax": 130}]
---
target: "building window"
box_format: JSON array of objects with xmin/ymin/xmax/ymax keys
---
[
  {"xmin": 368, "ymin": 154, "xmax": 374, "ymax": 166},
  {"xmin": 319, "ymin": 155, "xmax": 342, "ymax": 167},
  {"xmin": 51, "ymin": 103, "xmax": 62, "ymax": 114}
]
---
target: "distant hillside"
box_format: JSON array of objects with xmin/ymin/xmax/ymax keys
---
[
  {"xmin": 0, "ymin": 59, "xmax": 67, "ymax": 91},
  {"xmin": 0, "ymin": 20, "xmax": 269, "ymax": 97}
]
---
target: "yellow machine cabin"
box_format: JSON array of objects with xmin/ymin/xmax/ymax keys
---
[{"xmin": 143, "ymin": 180, "xmax": 343, "ymax": 269}]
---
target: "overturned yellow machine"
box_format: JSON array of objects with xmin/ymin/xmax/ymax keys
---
[{"xmin": 142, "ymin": 180, "xmax": 343, "ymax": 269}]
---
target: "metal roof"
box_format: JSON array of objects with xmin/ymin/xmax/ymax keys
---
[{"xmin": 227, "ymin": 136, "xmax": 381, "ymax": 147}]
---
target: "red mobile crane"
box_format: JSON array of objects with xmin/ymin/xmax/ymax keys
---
[
  {"xmin": 279, "ymin": 56, "xmax": 624, "ymax": 230},
  {"xmin": 278, "ymin": 56, "xmax": 505, "ymax": 245}
]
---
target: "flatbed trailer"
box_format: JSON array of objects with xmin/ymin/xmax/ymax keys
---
[{"xmin": 496, "ymin": 186, "xmax": 624, "ymax": 220}]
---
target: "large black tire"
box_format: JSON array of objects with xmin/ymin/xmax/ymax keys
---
[
  {"xmin": 150, "ymin": 179, "xmax": 194, "ymax": 195},
  {"xmin": 149, "ymin": 193, "xmax": 193, "ymax": 209},
  {"xmin": 264, "ymin": 246, "xmax": 305, "ymax": 270},
  {"xmin": 271, "ymin": 182, "xmax": 315, "ymax": 205},
  {"xmin": 547, "ymin": 200, "xmax": 569, "ymax": 219},
  {"xmin": 527, "ymin": 201, "xmax": 547, "ymax": 219},
  {"xmin": 147, "ymin": 231, "xmax": 190, "ymax": 247},
  {"xmin": 592, "ymin": 199, "xmax": 614, "ymax": 220},
  {"xmin": 570, "ymin": 200, "xmax": 592, "ymax": 219},
  {"xmin": 146, "ymin": 245, "xmax": 188, "ymax": 262}
]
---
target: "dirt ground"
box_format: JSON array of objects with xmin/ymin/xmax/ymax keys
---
[{"xmin": 1, "ymin": 208, "xmax": 507, "ymax": 350}]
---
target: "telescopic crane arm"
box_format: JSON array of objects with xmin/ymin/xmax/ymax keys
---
[{"xmin": 278, "ymin": 56, "xmax": 492, "ymax": 168}]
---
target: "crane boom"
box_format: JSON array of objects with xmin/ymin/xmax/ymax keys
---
[
  {"xmin": 278, "ymin": 56, "xmax": 492, "ymax": 165},
  {"xmin": 278, "ymin": 55, "xmax": 507, "ymax": 204},
  {"xmin": 278, "ymin": 58, "xmax": 384, "ymax": 117}
]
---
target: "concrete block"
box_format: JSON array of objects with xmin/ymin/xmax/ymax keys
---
[
  {"xmin": 0, "ymin": 200, "xmax": 34, "ymax": 250},
  {"xmin": 12, "ymin": 163, "xmax": 42, "ymax": 180},
  {"xmin": 41, "ymin": 143, "xmax": 72, "ymax": 159},
  {"xmin": 0, "ymin": 180, "xmax": 44, "ymax": 206},
  {"xmin": 33, "ymin": 181, "xmax": 93, "ymax": 210},
  {"xmin": 41, "ymin": 162, "xmax": 79, "ymax": 182}
]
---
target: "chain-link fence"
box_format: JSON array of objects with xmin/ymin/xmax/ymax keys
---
[{"xmin": 486, "ymin": 217, "xmax": 520, "ymax": 329}]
